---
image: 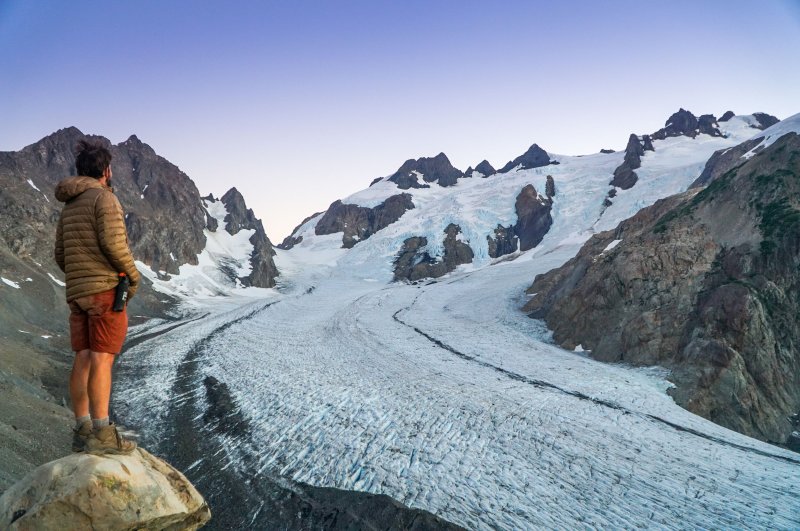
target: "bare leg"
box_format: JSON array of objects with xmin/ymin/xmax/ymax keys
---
[
  {"xmin": 70, "ymin": 349, "xmax": 91, "ymax": 418},
  {"xmin": 88, "ymin": 351, "xmax": 116, "ymax": 420}
]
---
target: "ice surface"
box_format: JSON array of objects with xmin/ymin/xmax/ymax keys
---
[{"xmin": 117, "ymin": 118, "xmax": 800, "ymax": 529}]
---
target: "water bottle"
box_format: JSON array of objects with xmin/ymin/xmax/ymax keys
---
[{"xmin": 113, "ymin": 273, "xmax": 129, "ymax": 312}]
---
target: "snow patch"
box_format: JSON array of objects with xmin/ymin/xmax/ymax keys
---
[
  {"xmin": 47, "ymin": 273, "xmax": 66, "ymax": 287},
  {"xmin": 2, "ymin": 277, "xmax": 21, "ymax": 289}
]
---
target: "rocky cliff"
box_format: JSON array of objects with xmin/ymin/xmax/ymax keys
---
[
  {"xmin": 315, "ymin": 193, "xmax": 415, "ymax": 248},
  {"xmin": 387, "ymin": 153, "xmax": 464, "ymax": 189},
  {"xmin": 0, "ymin": 127, "xmax": 279, "ymax": 314},
  {"xmin": 524, "ymin": 133, "xmax": 800, "ymax": 447},
  {"xmin": 219, "ymin": 188, "xmax": 278, "ymax": 287}
]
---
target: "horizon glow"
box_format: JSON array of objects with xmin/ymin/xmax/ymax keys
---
[{"xmin": 1, "ymin": 0, "xmax": 799, "ymax": 240}]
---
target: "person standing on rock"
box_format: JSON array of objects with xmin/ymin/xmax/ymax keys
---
[{"xmin": 54, "ymin": 140, "xmax": 140, "ymax": 455}]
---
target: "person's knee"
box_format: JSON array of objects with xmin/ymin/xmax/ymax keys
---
[
  {"xmin": 90, "ymin": 351, "xmax": 116, "ymax": 369},
  {"xmin": 72, "ymin": 349, "xmax": 92, "ymax": 372}
]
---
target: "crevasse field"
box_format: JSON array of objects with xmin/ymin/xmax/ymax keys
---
[{"xmin": 118, "ymin": 115, "xmax": 800, "ymax": 529}]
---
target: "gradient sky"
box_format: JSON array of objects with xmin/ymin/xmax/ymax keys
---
[{"xmin": 2, "ymin": 1, "xmax": 799, "ymax": 240}]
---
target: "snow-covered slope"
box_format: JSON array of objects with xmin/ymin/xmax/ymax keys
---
[
  {"xmin": 136, "ymin": 195, "xmax": 273, "ymax": 304},
  {"xmin": 116, "ymin": 112, "xmax": 800, "ymax": 529},
  {"xmin": 281, "ymin": 114, "xmax": 773, "ymax": 281}
]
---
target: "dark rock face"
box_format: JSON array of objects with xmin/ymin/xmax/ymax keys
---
[
  {"xmin": 752, "ymin": 112, "xmax": 780, "ymax": 130},
  {"xmin": 514, "ymin": 184, "xmax": 553, "ymax": 252},
  {"xmin": 388, "ymin": 153, "xmax": 463, "ymax": 189},
  {"xmin": 315, "ymin": 194, "xmax": 414, "ymax": 248},
  {"xmin": 545, "ymin": 175, "xmax": 556, "ymax": 199},
  {"xmin": 690, "ymin": 138, "xmax": 763, "ymax": 188},
  {"xmin": 0, "ymin": 127, "xmax": 207, "ymax": 277},
  {"xmin": 524, "ymin": 133, "xmax": 800, "ymax": 445},
  {"xmin": 487, "ymin": 225, "xmax": 518, "ymax": 258},
  {"xmin": 219, "ymin": 188, "xmax": 278, "ymax": 288},
  {"xmin": 698, "ymin": 114, "xmax": 723, "ymax": 137},
  {"xmin": 610, "ymin": 134, "xmax": 645, "ymax": 190},
  {"xmin": 651, "ymin": 108, "xmax": 700, "ymax": 140},
  {"xmin": 498, "ymin": 144, "xmax": 554, "ymax": 174},
  {"xmin": 201, "ymin": 194, "xmax": 219, "ymax": 232},
  {"xmin": 369, "ymin": 176, "xmax": 383, "ymax": 187},
  {"xmin": 474, "ymin": 160, "xmax": 496, "ymax": 177},
  {"xmin": 642, "ymin": 135, "xmax": 654, "ymax": 151},
  {"xmin": 600, "ymin": 148, "xmax": 616, "ymax": 154},
  {"xmin": 720, "ymin": 111, "xmax": 736, "ymax": 122},
  {"xmin": 393, "ymin": 224, "xmax": 474, "ymax": 281}
]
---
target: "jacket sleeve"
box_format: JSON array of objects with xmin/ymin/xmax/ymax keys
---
[
  {"xmin": 54, "ymin": 213, "xmax": 65, "ymax": 273},
  {"xmin": 95, "ymin": 191, "xmax": 141, "ymax": 298}
]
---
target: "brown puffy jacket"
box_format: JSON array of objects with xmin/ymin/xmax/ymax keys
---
[{"xmin": 54, "ymin": 176, "xmax": 140, "ymax": 302}]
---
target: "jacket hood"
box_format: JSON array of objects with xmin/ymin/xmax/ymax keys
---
[{"xmin": 55, "ymin": 176, "xmax": 106, "ymax": 202}]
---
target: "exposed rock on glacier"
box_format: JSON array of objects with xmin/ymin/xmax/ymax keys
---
[
  {"xmin": 0, "ymin": 448, "xmax": 211, "ymax": 530},
  {"xmin": 394, "ymin": 224, "xmax": 473, "ymax": 281},
  {"xmin": 387, "ymin": 153, "xmax": 463, "ymax": 189},
  {"xmin": 315, "ymin": 193, "xmax": 415, "ymax": 248},
  {"xmin": 497, "ymin": 143, "xmax": 554, "ymax": 174}
]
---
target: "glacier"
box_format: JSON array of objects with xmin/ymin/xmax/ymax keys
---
[{"xmin": 115, "ymin": 115, "xmax": 800, "ymax": 529}]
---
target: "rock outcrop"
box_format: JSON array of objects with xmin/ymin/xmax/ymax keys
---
[
  {"xmin": 610, "ymin": 134, "xmax": 646, "ymax": 190},
  {"xmin": 219, "ymin": 188, "xmax": 278, "ymax": 288},
  {"xmin": 524, "ymin": 132, "xmax": 800, "ymax": 446},
  {"xmin": 689, "ymin": 138, "xmax": 763, "ymax": 188},
  {"xmin": 467, "ymin": 159, "xmax": 496, "ymax": 178},
  {"xmin": 497, "ymin": 144, "xmax": 555, "ymax": 174},
  {"xmin": 487, "ymin": 225, "xmax": 518, "ymax": 258},
  {"xmin": 387, "ymin": 153, "xmax": 463, "ymax": 189},
  {"xmin": 719, "ymin": 110, "xmax": 736, "ymax": 122},
  {"xmin": 394, "ymin": 224, "xmax": 474, "ymax": 281},
  {"xmin": 0, "ymin": 448, "xmax": 211, "ymax": 530},
  {"xmin": 752, "ymin": 112, "xmax": 780, "ymax": 130},
  {"xmin": 515, "ymin": 184, "xmax": 554, "ymax": 252},
  {"xmin": 315, "ymin": 194, "xmax": 415, "ymax": 248}
]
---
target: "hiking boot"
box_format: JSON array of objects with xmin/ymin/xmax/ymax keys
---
[
  {"xmin": 85, "ymin": 423, "xmax": 137, "ymax": 455},
  {"xmin": 71, "ymin": 420, "xmax": 93, "ymax": 452}
]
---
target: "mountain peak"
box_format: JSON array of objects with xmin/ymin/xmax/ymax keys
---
[
  {"xmin": 498, "ymin": 143, "xmax": 553, "ymax": 174},
  {"xmin": 388, "ymin": 152, "xmax": 463, "ymax": 189}
]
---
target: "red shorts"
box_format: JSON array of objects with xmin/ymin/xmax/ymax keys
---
[{"xmin": 68, "ymin": 288, "xmax": 128, "ymax": 354}]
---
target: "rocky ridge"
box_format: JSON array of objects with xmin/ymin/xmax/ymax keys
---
[
  {"xmin": 524, "ymin": 132, "xmax": 800, "ymax": 447},
  {"xmin": 315, "ymin": 193, "xmax": 415, "ymax": 248}
]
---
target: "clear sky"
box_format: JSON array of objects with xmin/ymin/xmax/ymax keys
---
[{"xmin": 1, "ymin": 1, "xmax": 799, "ymax": 240}]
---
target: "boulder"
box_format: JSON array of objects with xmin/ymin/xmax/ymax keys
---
[
  {"xmin": 599, "ymin": 148, "xmax": 615, "ymax": 154},
  {"xmin": 0, "ymin": 448, "xmax": 211, "ymax": 530}
]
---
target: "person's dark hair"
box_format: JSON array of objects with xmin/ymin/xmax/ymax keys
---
[{"xmin": 75, "ymin": 140, "xmax": 112, "ymax": 178}]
